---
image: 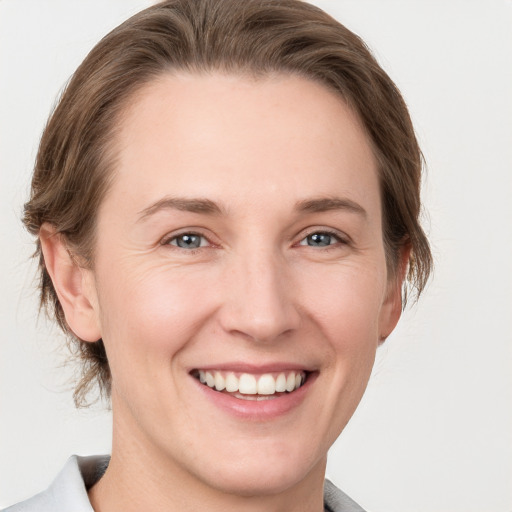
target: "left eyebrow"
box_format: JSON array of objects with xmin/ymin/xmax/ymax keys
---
[{"xmin": 294, "ymin": 197, "xmax": 367, "ymax": 218}]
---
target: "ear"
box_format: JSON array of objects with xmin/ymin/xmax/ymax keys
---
[
  {"xmin": 378, "ymin": 244, "xmax": 411, "ymax": 344},
  {"xmin": 39, "ymin": 223, "xmax": 101, "ymax": 342}
]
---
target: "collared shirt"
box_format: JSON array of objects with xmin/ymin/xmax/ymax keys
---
[{"xmin": 2, "ymin": 455, "xmax": 366, "ymax": 512}]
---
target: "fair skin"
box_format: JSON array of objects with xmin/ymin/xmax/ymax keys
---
[{"xmin": 41, "ymin": 73, "xmax": 406, "ymax": 512}]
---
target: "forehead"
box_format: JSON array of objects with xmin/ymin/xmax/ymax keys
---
[{"xmin": 107, "ymin": 72, "xmax": 379, "ymax": 216}]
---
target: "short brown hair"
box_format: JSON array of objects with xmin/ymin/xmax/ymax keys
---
[{"xmin": 24, "ymin": 0, "xmax": 432, "ymax": 406}]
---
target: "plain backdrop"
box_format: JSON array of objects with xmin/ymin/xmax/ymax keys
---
[{"xmin": 1, "ymin": 1, "xmax": 511, "ymax": 511}]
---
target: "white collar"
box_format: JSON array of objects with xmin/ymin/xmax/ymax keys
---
[{"xmin": 4, "ymin": 455, "xmax": 365, "ymax": 512}]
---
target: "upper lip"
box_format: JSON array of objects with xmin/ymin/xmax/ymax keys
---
[{"xmin": 189, "ymin": 362, "xmax": 315, "ymax": 374}]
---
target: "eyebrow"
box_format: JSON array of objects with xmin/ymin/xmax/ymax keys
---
[
  {"xmin": 137, "ymin": 195, "xmax": 367, "ymax": 222},
  {"xmin": 137, "ymin": 197, "xmax": 225, "ymax": 221},
  {"xmin": 294, "ymin": 197, "xmax": 367, "ymax": 218}
]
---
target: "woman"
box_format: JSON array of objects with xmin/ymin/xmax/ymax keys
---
[{"xmin": 4, "ymin": 0, "xmax": 431, "ymax": 510}]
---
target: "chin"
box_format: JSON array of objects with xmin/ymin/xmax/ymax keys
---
[
  {"xmin": 203, "ymin": 464, "xmax": 313, "ymax": 498},
  {"xmin": 190, "ymin": 439, "xmax": 326, "ymax": 498}
]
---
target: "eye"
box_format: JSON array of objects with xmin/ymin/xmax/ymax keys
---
[
  {"xmin": 166, "ymin": 233, "xmax": 208, "ymax": 249},
  {"xmin": 298, "ymin": 231, "xmax": 343, "ymax": 247}
]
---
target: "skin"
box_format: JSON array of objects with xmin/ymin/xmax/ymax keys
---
[{"xmin": 41, "ymin": 73, "xmax": 406, "ymax": 512}]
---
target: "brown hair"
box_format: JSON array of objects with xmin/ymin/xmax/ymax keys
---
[{"xmin": 24, "ymin": 0, "xmax": 432, "ymax": 406}]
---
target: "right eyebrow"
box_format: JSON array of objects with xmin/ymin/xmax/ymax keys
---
[{"xmin": 136, "ymin": 196, "xmax": 225, "ymax": 222}]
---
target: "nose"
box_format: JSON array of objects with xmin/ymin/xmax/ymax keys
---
[{"xmin": 218, "ymin": 249, "xmax": 301, "ymax": 343}]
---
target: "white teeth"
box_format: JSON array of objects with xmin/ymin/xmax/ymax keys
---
[
  {"xmin": 285, "ymin": 373, "xmax": 296, "ymax": 392},
  {"xmin": 214, "ymin": 372, "xmax": 225, "ymax": 391},
  {"xmin": 275, "ymin": 373, "xmax": 287, "ymax": 392},
  {"xmin": 196, "ymin": 370, "xmax": 306, "ymax": 396},
  {"xmin": 257, "ymin": 374, "xmax": 276, "ymax": 395},
  {"xmin": 225, "ymin": 372, "xmax": 239, "ymax": 392},
  {"xmin": 238, "ymin": 373, "xmax": 257, "ymax": 394},
  {"xmin": 205, "ymin": 372, "xmax": 215, "ymax": 388}
]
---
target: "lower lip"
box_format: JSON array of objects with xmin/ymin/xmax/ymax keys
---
[{"xmin": 192, "ymin": 373, "xmax": 317, "ymax": 421}]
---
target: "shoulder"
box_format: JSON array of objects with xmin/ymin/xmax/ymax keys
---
[
  {"xmin": 324, "ymin": 479, "xmax": 367, "ymax": 512},
  {"xmin": 2, "ymin": 455, "xmax": 109, "ymax": 512}
]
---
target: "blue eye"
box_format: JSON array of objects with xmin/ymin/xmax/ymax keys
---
[
  {"xmin": 299, "ymin": 232, "xmax": 341, "ymax": 247},
  {"xmin": 169, "ymin": 233, "xmax": 207, "ymax": 249}
]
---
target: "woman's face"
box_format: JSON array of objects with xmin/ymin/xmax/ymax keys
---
[{"xmin": 83, "ymin": 73, "xmax": 403, "ymax": 495}]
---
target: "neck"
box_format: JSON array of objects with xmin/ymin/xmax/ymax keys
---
[{"xmin": 89, "ymin": 410, "xmax": 327, "ymax": 512}]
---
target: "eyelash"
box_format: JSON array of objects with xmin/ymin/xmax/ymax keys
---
[
  {"xmin": 296, "ymin": 229, "xmax": 349, "ymax": 249},
  {"xmin": 161, "ymin": 231, "xmax": 212, "ymax": 252},
  {"xmin": 161, "ymin": 228, "xmax": 350, "ymax": 253}
]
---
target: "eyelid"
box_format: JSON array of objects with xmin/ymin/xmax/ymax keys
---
[
  {"xmin": 296, "ymin": 227, "xmax": 351, "ymax": 246},
  {"xmin": 158, "ymin": 226, "xmax": 351, "ymax": 250},
  {"xmin": 160, "ymin": 229, "xmax": 216, "ymax": 248}
]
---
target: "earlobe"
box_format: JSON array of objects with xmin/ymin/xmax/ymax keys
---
[
  {"xmin": 378, "ymin": 244, "xmax": 411, "ymax": 343},
  {"xmin": 39, "ymin": 223, "xmax": 101, "ymax": 342}
]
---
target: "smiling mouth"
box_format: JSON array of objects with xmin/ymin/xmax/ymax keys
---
[{"xmin": 192, "ymin": 370, "xmax": 308, "ymax": 400}]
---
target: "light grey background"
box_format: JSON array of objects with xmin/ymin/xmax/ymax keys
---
[{"xmin": 1, "ymin": 1, "xmax": 511, "ymax": 511}]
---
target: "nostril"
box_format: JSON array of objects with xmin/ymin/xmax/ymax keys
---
[{"xmin": 216, "ymin": 268, "xmax": 301, "ymax": 343}]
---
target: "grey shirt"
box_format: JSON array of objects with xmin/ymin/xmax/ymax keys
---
[{"xmin": 3, "ymin": 455, "xmax": 366, "ymax": 512}]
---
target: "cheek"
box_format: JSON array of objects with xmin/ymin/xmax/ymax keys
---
[
  {"xmin": 300, "ymin": 261, "xmax": 385, "ymax": 394},
  {"xmin": 294, "ymin": 264, "xmax": 385, "ymax": 444},
  {"xmin": 95, "ymin": 262, "xmax": 220, "ymax": 370},
  {"xmin": 302, "ymin": 261, "xmax": 386, "ymax": 341}
]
